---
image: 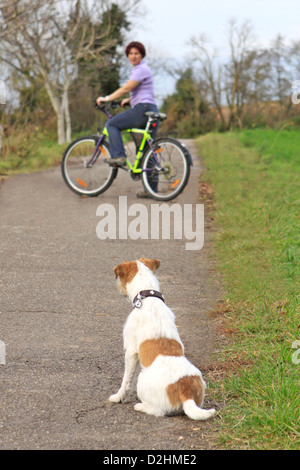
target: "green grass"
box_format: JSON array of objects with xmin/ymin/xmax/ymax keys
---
[
  {"xmin": 0, "ymin": 132, "xmax": 65, "ymax": 175},
  {"xmin": 0, "ymin": 128, "xmax": 131, "ymax": 176},
  {"xmin": 197, "ymin": 128, "xmax": 300, "ymax": 450}
]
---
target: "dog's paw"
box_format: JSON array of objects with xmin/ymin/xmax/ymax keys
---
[
  {"xmin": 134, "ymin": 403, "xmax": 145, "ymax": 412},
  {"xmin": 109, "ymin": 393, "xmax": 123, "ymax": 403}
]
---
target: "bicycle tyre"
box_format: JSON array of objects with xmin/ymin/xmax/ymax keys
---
[
  {"xmin": 141, "ymin": 137, "xmax": 190, "ymax": 201},
  {"xmin": 61, "ymin": 136, "xmax": 117, "ymax": 196}
]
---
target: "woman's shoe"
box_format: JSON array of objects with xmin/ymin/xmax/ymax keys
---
[
  {"xmin": 104, "ymin": 157, "xmax": 126, "ymax": 166},
  {"xmin": 136, "ymin": 191, "xmax": 150, "ymax": 198}
]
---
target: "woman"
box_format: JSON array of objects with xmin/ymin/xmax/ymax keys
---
[{"xmin": 96, "ymin": 41, "xmax": 159, "ymax": 166}]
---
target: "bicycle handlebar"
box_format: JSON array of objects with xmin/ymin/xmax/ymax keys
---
[{"xmin": 94, "ymin": 100, "xmax": 129, "ymax": 111}]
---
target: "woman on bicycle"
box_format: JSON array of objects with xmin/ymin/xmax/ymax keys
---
[{"xmin": 96, "ymin": 41, "xmax": 159, "ymax": 166}]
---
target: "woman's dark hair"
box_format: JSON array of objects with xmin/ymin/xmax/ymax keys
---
[{"xmin": 125, "ymin": 41, "xmax": 146, "ymax": 58}]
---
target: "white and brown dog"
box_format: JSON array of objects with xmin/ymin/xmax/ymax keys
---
[{"xmin": 109, "ymin": 257, "xmax": 216, "ymax": 420}]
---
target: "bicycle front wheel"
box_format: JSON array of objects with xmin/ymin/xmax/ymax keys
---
[
  {"xmin": 141, "ymin": 138, "xmax": 190, "ymax": 201},
  {"xmin": 62, "ymin": 136, "xmax": 117, "ymax": 196}
]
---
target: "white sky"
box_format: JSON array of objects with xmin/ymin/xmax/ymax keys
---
[
  {"xmin": 135, "ymin": 0, "xmax": 300, "ymax": 56},
  {"xmin": 127, "ymin": 0, "xmax": 300, "ymax": 102}
]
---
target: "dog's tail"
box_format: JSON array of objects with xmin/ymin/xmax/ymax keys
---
[{"xmin": 183, "ymin": 399, "xmax": 216, "ymax": 421}]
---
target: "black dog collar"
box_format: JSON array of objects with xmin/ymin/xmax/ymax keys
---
[{"xmin": 133, "ymin": 290, "xmax": 165, "ymax": 308}]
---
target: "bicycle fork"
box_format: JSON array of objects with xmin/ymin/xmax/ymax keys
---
[{"xmin": 86, "ymin": 135, "xmax": 106, "ymax": 167}]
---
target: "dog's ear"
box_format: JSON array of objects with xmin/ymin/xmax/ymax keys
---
[
  {"xmin": 114, "ymin": 261, "xmax": 138, "ymax": 282},
  {"xmin": 114, "ymin": 261, "xmax": 128, "ymax": 279},
  {"xmin": 114, "ymin": 264, "xmax": 123, "ymax": 279},
  {"xmin": 139, "ymin": 258, "xmax": 160, "ymax": 272}
]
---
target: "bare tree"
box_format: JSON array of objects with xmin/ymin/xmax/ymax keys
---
[
  {"xmin": 269, "ymin": 35, "xmax": 292, "ymax": 102},
  {"xmin": 223, "ymin": 18, "xmax": 258, "ymax": 128},
  {"xmin": 290, "ymin": 39, "xmax": 300, "ymax": 80},
  {"xmin": 0, "ymin": 0, "xmax": 43, "ymax": 38},
  {"xmin": 267, "ymin": 34, "xmax": 294, "ymax": 122},
  {"xmin": 0, "ymin": 0, "xmax": 134, "ymax": 143},
  {"xmin": 190, "ymin": 19, "xmax": 269, "ymax": 129},
  {"xmin": 189, "ymin": 34, "xmax": 227, "ymax": 129}
]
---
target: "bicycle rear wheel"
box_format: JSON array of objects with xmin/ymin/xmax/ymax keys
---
[
  {"xmin": 141, "ymin": 138, "xmax": 190, "ymax": 201},
  {"xmin": 62, "ymin": 136, "xmax": 117, "ymax": 196}
]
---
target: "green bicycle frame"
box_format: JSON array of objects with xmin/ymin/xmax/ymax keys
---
[{"xmin": 102, "ymin": 126, "xmax": 152, "ymax": 174}]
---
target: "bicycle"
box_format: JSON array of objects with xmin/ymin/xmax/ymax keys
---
[{"xmin": 61, "ymin": 101, "xmax": 192, "ymax": 201}]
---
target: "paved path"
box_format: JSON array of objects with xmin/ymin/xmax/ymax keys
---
[{"xmin": 0, "ymin": 140, "xmax": 221, "ymax": 450}]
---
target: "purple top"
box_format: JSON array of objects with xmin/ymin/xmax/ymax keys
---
[{"xmin": 129, "ymin": 60, "xmax": 156, "ymax": 108}]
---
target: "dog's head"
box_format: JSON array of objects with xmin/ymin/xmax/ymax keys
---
[{"xmin": 114, "ymin": 257, "xmax": 160, "ymax": 296}]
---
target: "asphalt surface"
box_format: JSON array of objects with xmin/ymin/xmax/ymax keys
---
[{"xmin": 0, "ymin": 140, "xmax": 221, "ymax": 450}]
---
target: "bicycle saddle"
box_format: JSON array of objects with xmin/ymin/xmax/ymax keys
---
[{"xmin": 145, "ymin": 111, "xmax": 167, "ymax": 121}]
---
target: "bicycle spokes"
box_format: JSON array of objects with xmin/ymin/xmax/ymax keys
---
[
  {"xmin": 142, "ymin": 138, "xmax": 190, "ymax": 201},
  {"xmin": 62, "ymin": 137, "xmax": 117, "ymax": 196}
]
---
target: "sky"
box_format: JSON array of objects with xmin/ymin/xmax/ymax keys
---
[{"xmin": 127, "ymin": 0, "xmax": 300, "ymax": 102}]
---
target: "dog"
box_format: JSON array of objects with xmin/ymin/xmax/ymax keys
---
[{"xmin": 109, "ymin": 257, "xmax": 216, "ymax": 420}]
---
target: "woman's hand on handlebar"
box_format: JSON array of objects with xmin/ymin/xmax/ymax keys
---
[
  {"xmin": 94, "ymin": 98, "xmax": 130, "ymax": 110},
  {"xmin": 96, "ymin": 96, "xmax": 109, "ymax": 106}
]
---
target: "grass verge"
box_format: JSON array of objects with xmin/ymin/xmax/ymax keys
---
[
  {"xmin": 197, "ymin": 128, "xmax": 300, "ymax": 450},
  {"xmin": 0, "ymin": 129, "xmax": 132, "ymax": 177},
  {"xmin": 0, "ymin": 132, "xmax": 65, "ymax": 176}
]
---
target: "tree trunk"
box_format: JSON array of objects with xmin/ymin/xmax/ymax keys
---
[
  {"xmin": 44, "ymin": 79, "xmax": 67, "ymax": 144},
  {"xmin": 0, "ymin": 124, "xmax": 3, "ymax": 157},
  {"xmin": 63, "ymin": 90, "xmax": 71, "ymax": 143},
  {"xmin": 57, "ymin": 109, "xmax": 66, "ymax": 145}
]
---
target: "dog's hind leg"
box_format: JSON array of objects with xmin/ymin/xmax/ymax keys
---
[{"xmin": 134, "ymin": 402, "xmax": 164, "ymax": 417}]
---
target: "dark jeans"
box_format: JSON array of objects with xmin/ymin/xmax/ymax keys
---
[{"xmin": 106, "ymin": 103, "xmax": 159, "ymax": 158}]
